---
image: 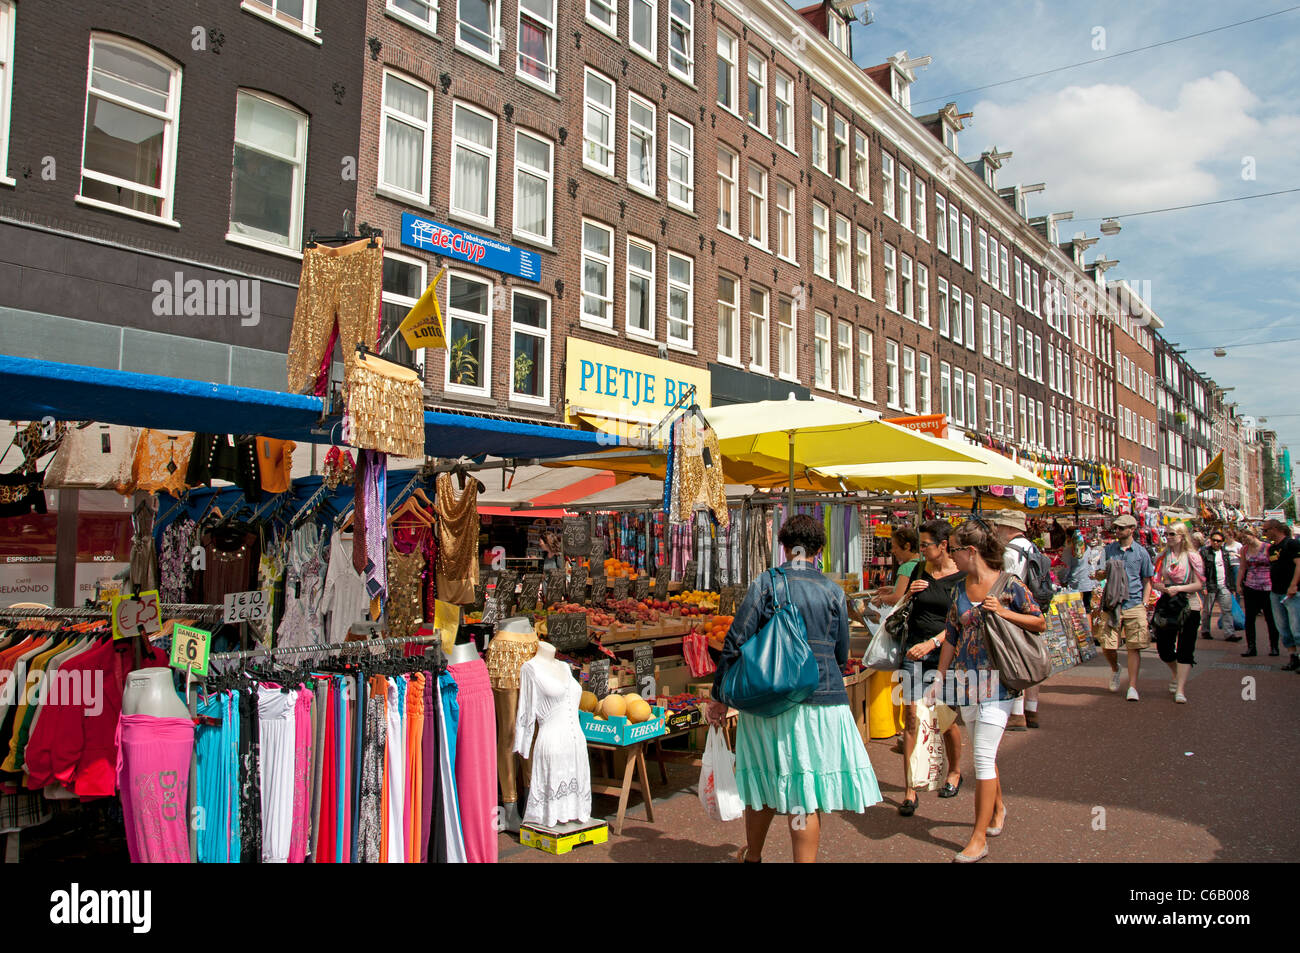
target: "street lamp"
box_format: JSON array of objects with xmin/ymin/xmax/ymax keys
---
[
  {"xmin": 1213, "ymin": 347, "xmax": 1227, "ymax": 357},
  {"xmin": 1100, "ymin": 218, "xmax": 1121, "ymax": 236}
]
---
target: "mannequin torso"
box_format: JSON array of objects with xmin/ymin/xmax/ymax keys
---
[{"xmin": 122, "ymin": 668, "xmax": 189, "ymax": 718}]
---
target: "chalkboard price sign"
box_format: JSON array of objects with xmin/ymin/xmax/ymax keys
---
[
  {"xmin": 632, "ymin": 576, "xmax": 650, "ymax": 601},
  {"xmin": 719, "ymin": 586, "xmax": 743, "ymax": 616},
  {"xmin": 472, "ymin": 582, "xmax": 487, "ymax": 613},
  {"xmin": 591, "ymin": 575, "xmax": 607, "ymax": 606},
  {"xmin": 562, "ymin": 516, "xmax": 591, "ymax": 557},
  {"xmin": 611, "ymin": 577, "xmax": 630, "ymax": 602},
  {"xmin": 589, "ymin": 540, "xmax": 606, "ymax": 566},
  {"xmin": 517, "ymin": 573, "xmax": 543, "ymax": 612},
  {"xmin": 567, "ymin": 566, "xmax": 589, "ymax": 603},
  {"xmin": 546, "ymin": 612, "xmax": 590, "ymax": 653},
  {"xmin": 495, "ymin": 570, "xmax": 519, "ymax": 615},
  {"xmin": 633, "ymin": 644, "xmax": 656, "ymax": 699},
  {"xmin": 481, "ymin": 594, "xmax": 505, "ymax": 626},
  {"xmin": 654, "ymin": 566, "xmax": 671, "ymax": 600},
  {"xmin": 544, "ymin": 569, "xmax": 567, "ymax": 606},
  {"xmin": 588, "ymin": 659, "xmax": 611, "ymax": 700},
  {"xmin": 682, "ymin": 559, "xmax": 697, "ymax": 588}
]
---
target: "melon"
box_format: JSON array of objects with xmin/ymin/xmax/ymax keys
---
[
  {"xmin": 600, "ymin": 694, "xmax": 628, "ymax": 719},
  {"xmin": 624, "ymin": 693, "xmax": 643, "ymax": 705},
  {"xmin": 626, "ymin": 699, "xmax": 653, "ymax": 724},
  {"xmin": 579, "ymin": 691, "xmax": 598, "ymax": 713}
]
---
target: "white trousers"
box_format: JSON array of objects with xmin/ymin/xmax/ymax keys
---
[
  {"xmin": 258, "ymin": 686, "xmax": 297, "ymax": 863},
  {"xmin": 960, "ymin": 698, "xmax": 1016, "ymax": 781}
]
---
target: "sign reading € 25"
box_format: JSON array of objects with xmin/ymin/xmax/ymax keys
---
[{"xmin": 564, "ymin": 337, "xmax": 711, "ymax": 427}]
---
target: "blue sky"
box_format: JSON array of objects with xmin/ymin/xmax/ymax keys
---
[{"xmin": 794, "ymin": 0, "xmax": 1300, "ymax": 483}]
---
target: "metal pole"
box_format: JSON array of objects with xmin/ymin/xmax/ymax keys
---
[
  {"xmin": 916, "ymin": 475, "xmax": 923, "ymax": 528},
  {"xmin": 787, "ymin": 432, "xmax": 796, "ymax": 517}
]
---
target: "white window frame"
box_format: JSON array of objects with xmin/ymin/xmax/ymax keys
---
[
  {"xmin": 456, "ymin": 0, "xmax": 501, "ymax": 64},
  {"xmin": 940, "ymin": 362, "xmax": 951, "ymax": 418},
  {"xmin": 227, "ymin": 89, "xmax": 308, "ymax": 253},
  {"xmin": 883, "ymin": 243, "xmax": 898, "ymax": 312},
  {"xmin": 964, "ymin": 293, "xmax": 975, "ymax": 351},
  {"xmin": 984, "ymin": 379, "xmax": 994, "ymax": 432},
  {"xmin": 814, "ymin": 310, "xmax": 832, "ymax": 390},
  {"xmin": 749, "ymin": 285, "xmax": 770, "ymax": 373},
  {"xmin": 950, "ymin": 285, "xmax": 962, "ymax": 346},
  {"xmin": 717, "ymin": 145, "xmax": 739, "ymax": 235},
  {"xmin": 857, "ymin": 328, "xmax": 874, "ymax": 402},
  {"xmin": 990, "ymin": 309, "xmax": 1002, "ymax": 363},
  {"xmin": 1002, "ymin": 316, "xmax": 1012, "ymax": 368},
  {"xmin": 961, "ymin": 213, "xmax": 973, "ymax": 270},
  {"xmin": 935, "ymin": 193, "xmax": 947, "ymax": 252},
  {"xmin": 630, "ymin": 0, "xmax": 656, "ymax": 60},
  {"xmin": 717, "ymin": 272, "xmax": 741, "ymax": 365},
  {"xmin": 937, "ymin": 278, "xmax": 950, "ymax": 337},
  {"xmin": 967, "ymin": 374, "xmax": 978, "ymax": 430},
  {"xmin": 746, "ymin": 48, "xmax": 766, "ymax": 131},
  {"xmin": 880, "ymin": 152, "xmax": 895, "ymax": 218},
  {"xmin": 587, "ymin": 0, "xmax": 617, "ymax": 37},
  {"xmin": 902, "ymin": 345, "xmax": 916, "ymax": 413},
  {"xmin": 581, "ymin": 219, "xmax": 615, "ymax": 329},
  {"xmin": 988, "ymin": 236, "xmax": 999, "ymax": 291},
  {"xmin": 837, "ymin": 321, "xmax": 854, "ymax": 397},
  {"xmin": 980, "ymin": 304, "xmax": 991, "ymax": 358},
  {"xmin": 952, "ymin": 367, "xmax": 964, "ymax": 426},
  {"xmin": 378, "ymin": 69, "xmax": 432, "ymax": 204},
  {"xmin": 748, "ymin": 163, "xmax": 768, "ymax": 249},
  {"xmin": 583, "ymin": 68, "xmax": 616, "ymax": 176},
  {"xmin": 778, "ymin": 295, "xmax": 798, "ymax": 381},
  {"xmin": 449, "ymin": 100, "xmax": 497, "ymax": 226},
  {"xmin": 78, "ymin": 34, "xmax": 182, "ymax": 225},
  {"xmin": 510, "ymin": 288, "xmax": 551, "ymax": 405},
  {"xmin": 812, "ymin": 201, "xmax": 830, "ymax": 279},
  {"xmin": 898, "ymin": 165, "xmax": 911, "ymax": 230},
  {"xmin": 0, "ymin": 0, "xmax": 11, "ymax": 184},
  {"xmin": 855, "ymin": 226, "xmax": 872, "ymax": 300},
  {"xmin": 667, "ymin": 251, "xmax": 695, "ymax": 349},
  {"xmin": 978, "ymin": 227, "xmax": 989, "ymax": 282},
  {"xmin": 513, "ymin": 128, "xmax": 553, "ymax": 244},
  {"xmin": 668, "ymin": 0, "xmax": 694, "ymax": 82},
  {"xmin": 914, "ymin": 178, "xmax": 927, "ymax": 240},
  {"xmin": 852, "ymin": 129, "xmax": 870, "ymax": 200},
  {"xmin": 516, "ymin": 0, "xmax": 557, "ymax": 91},
  {"xmin": 667, "ymin": 114, "xmax": 694, "ymax": 211},
  {"xmin": 886, "ymin": 339, "xmax": 900, "ymax": 409},
  {"xmin": 810, "ymin": 97, "xmax": 828, "ymax": 173},
  {"xmin": 918, "ymin": 353, "xmax": 931, "ymax": 413},
  {"xmin": 386, "ymin": 0, "xmax": 440, "ymax": 37},
  {"xmin": 716, "ymin": 26, "xmax": 738, "ymax": 114},
  {"xmin": 776, "ymin": 178, "xmax": 796, "ymax": 263},
  {"xmin": 833, "ymin": 114, "xmax": 850, "ymax": 186},
  {"xmin": 626, "ymin": 236, "xmax": 656, "ymax": 339},
  {"xmin": 627, "ymin": 92, "xmax": 657, "ymax": 196},
  {"xmin": 916, "ymin": 262, "xmax": 929, "ymax": 326},
  {"xmin": 835, "ymin": 215, "xmax": 852, "ymax": 290},
  {"xmin": 242, "ymin": 0, "xmax": 320, "ymax": 43},
  {"xmin": 948, "ymin": 203, "xmax": 960, "ymax": 262},
  {"xmin": 444, "ymin": 270, "xmax": 494, "ymax": 397},
  {"xmin": 774, "ymin": 69, "xmax": 795, "ymax": 151}
]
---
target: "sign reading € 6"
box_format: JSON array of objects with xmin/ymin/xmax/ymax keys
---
[
  {"xmin": 564, "ymin": 338, "xmax": 711, "ymax": 429},
  {"xmin": 170, "ymin": 624, "xmax": 212, "ymax": 678}
]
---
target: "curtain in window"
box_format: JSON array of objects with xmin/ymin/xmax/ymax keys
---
[
  {"xmin": 383, "ymin": 77, "xmax": 427, "ymax": 195},
  {"xmin": 515, "ymin": 137, "xmax": 548, "ymax": 236},
  {"xmin": 453, "ymin": 110, "xmax": 492, "ymax": 217}
]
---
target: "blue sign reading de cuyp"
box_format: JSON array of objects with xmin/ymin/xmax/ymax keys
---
[{"xmin": 400, "ymin": 213, "xmax": 540, "ymax": 282}]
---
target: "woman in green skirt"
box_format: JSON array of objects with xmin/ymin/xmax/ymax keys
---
[{"xmin": 706, "ymin": 514, "xmax": 881, "ymax": 862}]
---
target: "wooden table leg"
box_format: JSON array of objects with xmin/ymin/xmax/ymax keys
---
[
  {"xmin": 653, "ymin": 739, "xmax": 668, "ymax": 784},
  {"xmin": 635, "ymin": 746, "xmax": 655, "ymax": 824},
  {"xmin": 613, "ymin": 745, "xmax": 640, "ymax": 836}
]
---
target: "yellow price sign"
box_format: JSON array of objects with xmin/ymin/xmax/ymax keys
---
[
  {"xmin": 112, "ymin": 590, "xmax": 161, "ymax": 641},
  {"xmin": 433, "ymin": 600, "xmax": 461, "ymax": 655}
]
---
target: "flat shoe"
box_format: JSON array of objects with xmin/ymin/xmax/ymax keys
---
[
  {"xmin": 1241, "ymin": 650, "xmax": 1257, "ymax": 657},
  {"xmin": 898, "ymin": 798, "xmax": 918, "ymax": 817},
  {"xmin": 988, "ymin": 807, "xmax": 1008, "ymax": 837},
  {"xmin": 938, "ymin": 775, "xmax": 963, "ymax": 799},
  {"xmin": 953, "ymin": 847, "xmax": 988, "ymax": 863}
]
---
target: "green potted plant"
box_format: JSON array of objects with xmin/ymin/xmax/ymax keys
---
[
  {"xmin": 449, "ymin": 333, "xmax": 479, "ymax": 386},
  {"xmin": 513, "ymin": 351, "xmax": 535, "ymax": 394}
]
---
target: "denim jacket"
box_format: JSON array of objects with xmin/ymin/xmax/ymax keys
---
[{"xmin": 712, "ymin": 562, "xmax": 850, "ymax": 707}]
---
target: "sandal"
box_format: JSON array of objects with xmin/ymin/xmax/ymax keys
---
[
  {"xmin": 938, "ymin": 774, "xmax": 963, "ymax": 799},
  {"xmin": 738, "ymin": 846, "xmax": 761, "ymax": 863},
  {"xmin": 898, "ymin": 798, "xmax": 918, "ymax": 817}
]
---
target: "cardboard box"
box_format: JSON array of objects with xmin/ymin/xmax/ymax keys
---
[
  {"xmin": 579, "ymin": 705, "xmax": 667, "ymax": 745},
  {"xmin": 519, "ymin": 821, "xmax": 609, "ymax": 855}
]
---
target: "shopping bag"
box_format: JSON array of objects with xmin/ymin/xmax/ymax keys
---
[
  {"xmin": 862, "ymin": 602, "xmax": 903, "ymax": 670},
  {"xmin": 698, "ymin": 726, "xmax": 744, "ymax": 822},
  {"xmin": 905, "ymin": 702, "xmax": 957, "ymax": 792},
  {"xmin": 1230, "ymin": 594, "xmax": 1246, "ymax": 631},
  {"xmin": 683, "ymin": 630, "xmax": 717, "ymax": 678}
]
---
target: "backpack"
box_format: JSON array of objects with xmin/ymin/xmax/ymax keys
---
[{"xmin": 1012, "ymin": 538, "xmax": 1056, "ymax": 610}]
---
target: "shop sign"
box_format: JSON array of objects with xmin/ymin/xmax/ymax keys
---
[
  {"xmin": 0, "ymin": 563, "xmax": 54, "ymax": 607},
  {"xmin": 565, "ymin": 337, "xmax": 712, "ymax": 426},
  {"xmin": 170, "ymin": 624, "xmax": 211, "ymax": 678},
  {"xmin": 888, "ymin": 414, "xmax": 948, "ymax": 439},
  {"xmin": 1264, "ymin": 509, "xmax": 1286, "ymax": 522},
  {"xmin": 400, "ymin": 213, "xmax": 540, "ymax": 282}
]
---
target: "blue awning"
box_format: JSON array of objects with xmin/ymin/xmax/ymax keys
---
[{"xmin": 0, "ymin": 354, "xmax": 616, "ymax": 460}]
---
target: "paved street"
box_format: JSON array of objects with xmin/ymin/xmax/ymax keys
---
[{"xmin": 500, "ymin": 634, "xmax": 1299, "ymax": 863}]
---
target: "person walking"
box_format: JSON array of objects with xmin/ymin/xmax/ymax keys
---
[
  {"xmin": 1198, "ymin": 530, "xmax": 1239, "ymax": 642},
  {"xmin": 896, "ymin": 520, "xmax": 965, "ymax": 817},
  {"xmin": 1152, "ymin": 524, "xmax": 1205, "ymax": 704},
  {"xmin": 1093, "ymin": 514, "xmax": 1156, "ymax": 699},
  {"xmin": 1262, "ymin": 519, "xmax": 1300, "ymax": 672},
  {"xmin": 874, "ymin": 526, "xmax": 920, "ymax": 608},
  {"xmin": 989, "ymin": 510, "xmax": 1050, "ymax": 728},
  {"xmin": 934, "ymin": 518, "xmax": 1046, "ymax": 863},
  {"xmin": 707, "ymin": 514, "xmax": 881, "ymax": 863},
  {"xmin": 1063, "ymin": 527, "xmax": 1102, "ymax": 610},
  {"xmin": 1235, "ymin": 527, "xmax": 1280, "ymax": 657}
]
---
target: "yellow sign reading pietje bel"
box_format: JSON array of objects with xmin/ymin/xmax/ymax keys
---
[{"xmin": 564, "ymin": 337, "xmax": 711, "ymax": 426}]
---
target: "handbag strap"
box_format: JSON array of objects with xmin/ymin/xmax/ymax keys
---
[{"xmin": 769, "ymin": 566, "xmax": 792, "ymax": 609}]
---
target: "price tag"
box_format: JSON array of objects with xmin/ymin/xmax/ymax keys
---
[
  {"xmin": 481, "ymin": 593, "xmax": 505, "ymax": 627},
  {"xmin": 632, "ymin": 576, "xmax": 650, "ymax": 601},
  {"xmin": 495, "ymin": 570, "xmax": 519, "ymax": 615},
  {"xmin": 170, "ymin": 624, "xmax": 211, "ymax": 678},
  {"xmin": 654, "ymin": 566, "xmax": 671, "ymax": 600},
  {"xmin": 588, "ymin": 659, "xmax": 611, "ymax": 699},
  {"xmin": 546, "ymin": 612, "xmax": 590, "ymax": 653},
  {"xmin": 223, "ymin": 589, "xmax": 269, "ymax": 624},
  {"xmin": 719, "ymin": 586, "xmax": 743, "ymax": 616},
  {"xmin": 591, "ymin": 574, "xmax": 607, "ymax": 607},
  {"xmin": 561, "ymin": 516, "xmax": 591, "ymax": 557},
  {"xmin": 633, "ymin": 644, "xmax": 656, "ymax": 698},
  {"xmin": 567, "ymin": 566, "xmax": 589, "ymax": 602},
  {"xmin": 517, "ymin": 573, "xmax": 543, "ymax": 612},
  {"xmin": 112, "ymin": 590, "xmax": 162, "ymax": 640},
  {"xmin": 433, "ymin": 600, "xmax": 461, "ymax": 655},
  {"xmin": 612, "ymin": 577, "xmax": 629, "ymax": 602},
  {"xmin": 589, "ymin": 540, "xmax": 606, "ymax": 566},
  {"xmin": 543, "ymin": 569, "xmax": 567, "ymax": 606}
]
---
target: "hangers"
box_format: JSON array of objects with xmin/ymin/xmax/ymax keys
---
[
  {"xmin": 305, "ymin": 221, "xmax": 382, "ymax": 249},
  {"xmin": 448, "ymin": 463, "xmax": 485, "ymax": 493}
]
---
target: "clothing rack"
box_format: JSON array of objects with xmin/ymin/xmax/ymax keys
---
[
  {"xmin": 0, "ymin": 602, "xmax": 225, "ymax": 620},
  {"xmin": 208, "ymin": 632, "xmax": 441, "ymax": 663}
]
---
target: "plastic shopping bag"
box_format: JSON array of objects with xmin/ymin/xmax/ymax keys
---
[
  {"xmin": 1230, "ymin": 594, "xmax": 1246, "ymax": 631},
  {"xmin": 862, "ymin": 602, "xmax": 902, "ymax": 671},
  {"xmin": 698, "ymin": 726, "xmax": 744, "ymax": 822},
  {"xmin": 905, "ymin": 702, "xmax": 957, "ymax": 792}
]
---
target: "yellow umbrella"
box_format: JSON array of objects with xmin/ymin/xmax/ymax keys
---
[{"xmin": 821, "ymin": 442, "xmax": 1052, "ymax": 494}]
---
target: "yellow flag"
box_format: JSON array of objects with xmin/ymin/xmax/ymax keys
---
[
  {"xmin": 398, "ymin": 267, "xmax": 447, "ymax": 351},
  {"xmin": 433, "ymin": 599, "xmax": 461, "ymax": 655},
  {"xmin": 1195, "ymin": 451, "xmax": 1225, "ymax": 492}
]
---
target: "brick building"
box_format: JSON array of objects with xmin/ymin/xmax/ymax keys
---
[{"xmin": 1111, "ymin": 280, "xmax": 1160, "ymax": 503}]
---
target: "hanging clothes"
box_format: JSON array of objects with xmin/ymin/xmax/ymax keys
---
[
  {"xmin": 320, "ymin": 531, "xmax": 370, "ymax": 644},
  {"xmin": 116, "ymin": 714, "xmax": 194, "ymax": 863},
  {"xmin": 187, "ymin": 434, "xmax": 263, "ymax": 502},
  {"xmin": 158, "ymin": 517, "xmax": 199, "ymax": 604},
  {"xmin": 433, "ymin": 474, "xmax": 479, "ymax": 605},
  {"xmin": 449, "ymin": 657, "xmax": 496, "ymax": 863},
  {"xmin": 130, "ymin": 430, "xmax": 194, "ymax": 497},
  {"xmin": 256, "ymin": 438, "xmax": 296, "ymax": 495},
  {"xmin": 41, "ymin": 423, "xmax": 140, "ymax": 491}
]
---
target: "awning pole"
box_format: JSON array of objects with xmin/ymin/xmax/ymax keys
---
[
  {"xmin": 916, "ymin": 475, "xmax": 923, "ymax": 528},
  {"xmin": 788, "ymin": 432, "xmax": 796, "ymax": 517}
]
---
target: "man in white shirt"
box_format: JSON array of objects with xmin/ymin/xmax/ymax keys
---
[{"xmin": 990, "ymin": 509, "xmax": 1047, "ymax": 729}]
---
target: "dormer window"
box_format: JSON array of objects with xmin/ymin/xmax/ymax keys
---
[
  {"xmin": 828, "ymin": 12, "xmax": 850, "ymax": 55},
  {"xmin": 943, "ymin": 123, "xmax": 957, "ymax": 153}
]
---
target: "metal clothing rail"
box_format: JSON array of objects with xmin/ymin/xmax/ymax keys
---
[
  {"xmin": 209, "ymin": 633, "xmax": 441, "ymax": 662},
  {"xmin": 0, "ymin": 602, "xmax": 225, "ymax": 619}
]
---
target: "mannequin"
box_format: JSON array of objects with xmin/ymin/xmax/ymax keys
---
[
  {"xmin": 514, "ymin": 639, "xmax": 592, "ymax": 829},
  {"xmin": 448, "ymin": 638, "xmax": 480, "ymax": 665},
  {"xmin": 486, "ymin": 624, "xmax": 538, "ymax": 833},
  {"xmin": 446, "ymin": 628, "xmax": 498, "ymax": 862},
  {"xmin": 121, "ymin": 668, "xmax": 190, "ymax": 718}
]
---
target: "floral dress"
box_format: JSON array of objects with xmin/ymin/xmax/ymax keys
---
[{"xmin": 944, "ymin": 575, "xmax": 1044, "ymax": 702}]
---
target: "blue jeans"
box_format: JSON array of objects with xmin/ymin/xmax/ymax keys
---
[{"xmin": 1271, "ymin": 593, "xmax": 1300, "ymax": 650}]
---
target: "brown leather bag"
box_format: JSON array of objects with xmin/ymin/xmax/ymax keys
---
[{"xmin": 980, "ymin": 573, "xmax": 1051, "ymax": 692}]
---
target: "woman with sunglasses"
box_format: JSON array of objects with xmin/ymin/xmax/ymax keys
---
[
  {"xmin": 934, "ymin": 519, "xmax": 1046, "ymax": 863},
  {"xmin": 896, "ymin": 520, "xmax": 965, "ymax": 817},
  {"xmin": 1152, "ymin": 524, "xmax": 1205, "ymax": 704}
]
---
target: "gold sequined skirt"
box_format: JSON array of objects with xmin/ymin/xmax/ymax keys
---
[{"xmin": 344, "ymin": 352, "xmax": 425, "ymax": 458}]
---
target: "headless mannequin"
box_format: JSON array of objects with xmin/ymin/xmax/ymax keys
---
[
  {"xmin": 121, "ymin": 668, "xmax": 189, "ymax": 719},
  {"xmin": 487, "ymin": 628, "xmax": 538, "ymax": 833},
  {"xmin": 448, "ymin": 638, "xmax": 480, "ymax": 665},
  {"xmin": 532, "ymin": 639, "xmax": 567, "ymax": 676}
]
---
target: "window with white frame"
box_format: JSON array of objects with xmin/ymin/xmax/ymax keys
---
[
  {"xmin": 750, "ymin": 286, "xmax": 770, "ymax": 371},
  {"xmin": 626, "ymin": 238, "xmax": 655, "ymax": 337},
  {"xmin": 1035, "ymin": 336, "xmax": 1042, "ymax": 380},
  {"xmin": 900, "ymin": 253, "xmax": 914, "ymax": 319},
  {"xmin": 902, "ymin": 346, "xmax": 916, "ymax": 412},
  {"xmin": 853, "ymin": 129, "xmax": 869, "ymax": 199},
  {"xmin": 778, "ymin": 295, "xmax": 797, "ymax": 379},
  {"xmin": 1014, "ymin": 258, "xmax": 1022, "ymax": 305},
  {"xmin": 940, "ymin": 362, "xmax": 951, "ymax": 417},
  {"xmin": 855, "ymin": 226, "xmax": 872, "ymax": 299},
  {"xmin": 387, "ymin": 0, "xmax": 439, "ymax": 35},
  {"xmin": 0, "ymin": 0, "xmax": 11, "ymax": 183},
  {"xmin": 988, "ymin": 236, "xmax": 999, "ymax": 291},
  {"xmin": 446, "ymin": 272, "xmax": 492, "ymax": 395},
  {"xmin": 994, "ymin": 384, "xmax": 1004, "ymax": 435},
  {"xmin": 717, "ymin": 146, "xmax": 738, "ymax": 233},
  {"xmin": 857, "ymin": 328, "xmax": 873, "ymax": 402},
  {"xmin": 748, "ymin": 164, "xmax": 768, "ymax": 247},
  {"xmin": 583, "ymin": 68, "xmax": 615, "ymax": 174},
  {"xmin": 978, "ymin": 227, "xmax": 989, "ymax": 282},
  {"xmin": 967, "ymin": 374, "xmax": 978, "ymax": 430},
  {"xmin": 588, "ymin": 0, "xmax": 616, "ymax": 34},
  {"xmin": 898, "ymin": 165, "xmax": 911, "ymax": 230},
  {"xmin": 1032, "ymin": 270, "xmax": 1040, "ymax": 316},
  {"xmin": 810, "ymin": 97, "xmax": 827, "ymax": 172},
  {"xmin": 880, "ymin": 153, "xmax": 895, "ymax": 218},
  {"xmin": 517, "ymin": 0, "xmax": 556, "ymax": 89},
  {"xmin": 774, "ymin": 70, "xmax": 794, "ymax": 150},
  {"xmin": 669, "ymin": 0, "xmax": 694, "ymax": 81},
  {"xmin": 937, "ymin": 278, "xmax": 950, "ymax": 337},
  {"xmin": 243, "ymin": 0, "xmax": 318, "ymax": 38},
  {"xmin": 991, "ymin": 309, "xmax": 1002, "ymax": 363},
  {"xmin": 668, "ymin": 252, "xmax": 694, "ymax": 347},
  {"xmin": 814, "ymin": 310, "xmax": 831, "ymax": 389},
  {"xmin": 964, "ymin": 293, "xmax": 975, "ymax": 351},
  {"xmin": 746, "ymin": 49, "xmax": 766, "ymax": 130},
  {"xmin": 380, "ymin": 71, "xmax": 432, "ymax": 202},
  {"xmin": 381, "ymin": 252, "xmax": 427, "ymax": 372},
  {"xmin": 950, "ymin": 286, "xmax": 962, "ymax": 346},
  {"xmin": 450, "ymin": 101, "xmax": 496, "ymax": 224},
  {"xmin": 886, "ymin": 339, "xmax": 900, "ymax": 409},
  {"xmin": 961, "ymin": 214, "xmax": 973, "ymax": 270},
  {"xmin": 918, "ymin": 353, "xmax": 931, "ymax": 413},
  {"xmin": 916, "ymin": 262, "xmax": 929, "ymax": 326},
  {"xmin": 229, "ymin": 90, "xmax": 307, "ymax": 251},
  {"xmin": 952, "ymin": 367, "xmax": 964, "ymax": 426},
  {"xmin": 836, "ymin": 322, "xmax": 853, "ymax": 395},
  {"xmin": 1037, "ymin": 401, "xmax": 1045, "ymax": 446},
  {"xmin": 833, "ymin": 114, "xmax": 849, "ymax": 185},
  {"xmin": 948, "ymin": 203, "xmax": 960, "ymax": 262},
  {"xmin": 628, "ymin": 93, "xmax": 656, "ymax": 195},
  {"xmin": 718, "ymin": 273, "xmax": 740, "ymax": 363},
  {"xmin": 1019, "ymin": 393, "xmax": 1028, "ymax": 441},
  {"xmin": 1016, "ymin": 326, "xmax": 1026, "ymax": 372},
  {"xmin": 457, "ymin": 0, "xmax": 499, "ymax": 62},
  {"xmin": 776, "ymin": 179, "xmax": 796, "ymax": 261},
  {"xmin": 79, "ymin": 35, "xmax": 182, "ymax": 221},
  {"xmin": 631, "ymin": 0, "xmax": 656, "ymax": 58},
  {"xmin": 1005, "ymin": 389, "xmax": 1014, "ymax": 438},
  {"xmin": 1002, "ymin": 316, "xmax": 1012, "ymax": 367},
  {"xmin": 667, "ymin": 115, "xmax": 694, "ymax": 210},
  {"xmin": 812, "ymin": 201, "xmax": 830, "ymax": 278},
  {"xmin": 915, "ymin": 179, "xmax": 926, "ymax": 240},
  {"xmin": 835, "ymin": 215, "xmax": 852, "ymax": 289},
  {"xmin": 980, "ymin": 304, "xmax": 991, "ymax": 357},
  {"xmin": 717, "ymin": 27, "xmax": 737, "ymax": 112},
  {"xmin": 511, "ymin": 289, "xmax": 550, "ymax": 402},
  {"xmin": 935, "ymin": 194, "xmax": 947, "ymax": 252},
  {"xmin": 581, "ymin": 220, "xmax": 614, "ymax": 327},
  {"xmin": 883, "ymin": 243, "xmax": 898, "ymax": 312},
  {"xmin": 514, "ymin": 129, "xmax": 553, "ymax": 243}
]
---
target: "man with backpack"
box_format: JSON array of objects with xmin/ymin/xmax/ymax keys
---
[{"xmin": 990, "ymin": 510, "xmax": 1056, "ymax": 728}]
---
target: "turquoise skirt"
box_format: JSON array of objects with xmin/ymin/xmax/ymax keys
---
[{"xmin": 734, "ymin": 703, "xmax": 882, "ymax": 815}]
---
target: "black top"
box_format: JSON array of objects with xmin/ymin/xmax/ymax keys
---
[
  {"xmin": 907, "ymin": 567, "xmax": 966, "ymax": 647},
  {"xmin": 1269, "ymin": 537, "xmax": 1300, "ymax": 594}
]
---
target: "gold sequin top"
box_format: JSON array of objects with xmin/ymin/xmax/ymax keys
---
[
  {"xmin": 387, "ymin": 543, "xmax": 426, "ymax": 642},
  {"xmin": 486, "ymin": 633, "xmax": 538, "ymax": 690}
]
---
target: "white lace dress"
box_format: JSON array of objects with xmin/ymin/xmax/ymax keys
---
[{"xmin": 514, "ymin": 657, "xmax": 592, "ymax": 828}]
